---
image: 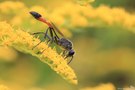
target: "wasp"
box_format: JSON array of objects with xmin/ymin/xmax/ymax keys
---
[{"xmin": 29, "ymin": 11, "xmax": 75, "ymax": 64}]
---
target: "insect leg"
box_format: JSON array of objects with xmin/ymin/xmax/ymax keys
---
[
  {"xmin": 47, "ymin": 28, "xmax": 55, "ymax": 45},
  {"xmin": 53, "ymin": 35, "xmax": 59, "ymax": 44},
  {"xmin": 44, "ymin": 27, "xmax": 49, "ymax": 40},
  {"xmin": 32, "ymin": 28, "xmax": 50, "ymax": 50},
  {"xmin": 30, "ymin": 27, "xmax": 49, "ymax": 37},
  {"xmin": 40, "ymin": 34, "xmax": 52, "ymax": 53},
  {"xmin": 30, "ymin": 32, "xmax": 44, "ymax": 35},
  {"xmin": 51, "ymin": 28, "xmax": 60, "ymax": 39},
  {"xmin": 46, "ymin": 34, "xmax": 52, "ymax": 44},
  {"xmin": 68, "ymin": 56, "xmax": 73, "ymax": 64},
  {"xmin": 45, "ymin": 34, "xmax": 52, "ymax": 45},
  {"xmin": 49, "ymin": 28, "xmax": 54, "ymax": 40},
  {"xmin": 64, "ymin": 52, "xmax": 73, "ymax": 64},
  {"xmin": 41, "ymin": 35, "xmax": 58, "ymax": 54},
  {"xmin": 62, "ymin": 50, "xmax": 67, "ymax": 57},
  {"xmin": 32, "ymin": 40, "xmax": 42, "ymax": 50}
]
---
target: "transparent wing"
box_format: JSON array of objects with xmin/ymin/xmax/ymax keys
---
[{"xmin": 50, "ymin": 22, "xmax": 65, "ymax": 37}]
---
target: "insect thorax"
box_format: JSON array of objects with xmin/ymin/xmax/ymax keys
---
[{"xmin": 57, "ymin": 38, "xmax": 73, "ymax": 50}]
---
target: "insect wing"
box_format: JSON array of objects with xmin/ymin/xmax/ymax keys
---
[{"xmin": 50, "ymin": 22, "xmax": 65, "ymax": 37}]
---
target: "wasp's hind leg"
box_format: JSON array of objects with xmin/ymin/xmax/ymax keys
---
[
  {"xmin": 44, "ymin": 28, "xmax": 50, "ymax": 40},
  {"xmin": 30, "ymin": 32, "xmax": 44, "ymax": 35},
  {"xmin": 32, "ymin": 40, "xmax": 43, "ymax": 50},
  {"xmin": 41, "ymin": 35, "xmax": 59, "ymax": 54},
  {"xmin": 31, "ymin": 32, "xmax": 44, "ymax": 50},
  {"xmin": 32, "ymin": 28, "xmax": 49, "ymax": 50},
  {"xmin": 40, "ymin": 28, "xmax": 56, "ymax": 54},
  {"xmin": 39, "ymin": 34, "xmax": 53, "ymax": 54}
]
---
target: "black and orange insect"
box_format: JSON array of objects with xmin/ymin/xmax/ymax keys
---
[{"xmin": 29, "ymin": 11, "xmax": 75, "ymax": 64}]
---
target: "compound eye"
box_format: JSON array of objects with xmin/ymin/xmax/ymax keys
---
[{"xmin": 68, "ymin": 50, "xmax": 75, "ymax": 56}]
